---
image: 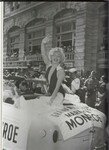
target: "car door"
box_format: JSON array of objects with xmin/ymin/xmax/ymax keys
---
[
  {"xmin": 2, "ymin": 102, "xmax": 31, "ymax": 150},
  {"xmin": 88, "ymin": 109, "xmax": 106, "ymax": 150}
]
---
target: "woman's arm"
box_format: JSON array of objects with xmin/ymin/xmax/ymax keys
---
[
  {"xmin": 50, "ymin": 69, "xmax": 65, "ymax": 104},
  {"xmin": 62, "ymin": 84, "xmax": 73, "ymax": 94},
  {"xmin": 41, "ymin": 36, "xmax": 51, "ymax": 67}
]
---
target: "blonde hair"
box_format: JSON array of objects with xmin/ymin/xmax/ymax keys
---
[{"xmin": 48, "ymin": 47, "xmax": 65, "ymax": 63}]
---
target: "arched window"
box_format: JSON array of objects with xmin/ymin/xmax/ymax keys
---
[
  {"xmin": 8, "ymin": 26, "xmax": 20, "ymax": 60},
  {"xmin": 10, "ymin": 2, "xmax": 20, "ymax": 11},
  {"xmin": 54, "ymin": 9, "xmax": 76, "ymax": 53},
  {"xmin": 25, "ymin": 19, "xmax": 45, "ymax": 55}
]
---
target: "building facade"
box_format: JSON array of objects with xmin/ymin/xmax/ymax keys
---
[{"xmin": 3, "ymin": 2, "xmax": 108, "ymax": 75}]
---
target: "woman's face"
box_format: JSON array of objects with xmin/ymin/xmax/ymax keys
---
[
  {"xmin": 19, "ymin": 83, "xmax": 27, "ymax": 92},
  {"xmin": 51, "ymin": 51, "xmax": 62, "ymax": 65}
]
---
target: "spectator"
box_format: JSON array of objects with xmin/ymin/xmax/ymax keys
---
[
  {"xmin": 35, "ymin": 71, "xmax": 48, "ymax": 94},
  {"xmin": 33, "ymin": 67, "xmax": 41, "ymax": 78},
  {"xmin": 39, "ymin": 71, "xmax": 46, "ymax": 80},
  {"xmin": 11, "ymin": 72, "xmax": 15, "ymax": 77},
  {"xmin": 62, "ymin": 68, "xmax": 80, "ymax": 96},
  {"xmin": 84, "ymin": 70, "xmax": 99, "ymax": 108},
  {"xmin": 95, "ymin": 75, "xmax": 106, "ymax": 112},
  {"xmin": 19, "ymin": 81, "xmax": 29, "ymax": 94},
  {"xmin": 97, "ymin": 76, "xmax": 106, "ymax": 112},
  {"xmin": 68, "ymin": 68, "xmax": 80, "ymax": 95},
  {"xmin": 77, "ymin": 77, "xmax": 86, "ymax": 103},
  {"xmin": 26, "ymin": 63, "xmax": 35, "ymax": 78},
  {"xmin": 4, "ymin": 70, "xmax": 10, "ymax": 77},
  {"xmin": 106, "ymin": 82, "xmax": 109, "ymax": 122}
]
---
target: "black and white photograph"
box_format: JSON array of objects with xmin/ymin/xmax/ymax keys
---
[{"xmin": 1, "ymin": 1, "xmax": 109, "ymax": 150}]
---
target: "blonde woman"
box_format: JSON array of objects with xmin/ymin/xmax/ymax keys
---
[{"xmin": 41, "ymin": 35, "xmax": 65, "ymax": 106}]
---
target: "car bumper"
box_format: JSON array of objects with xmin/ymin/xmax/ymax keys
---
[{"xmin": 94, "ymin": 143, "xmax": 106, "ymax": 150}]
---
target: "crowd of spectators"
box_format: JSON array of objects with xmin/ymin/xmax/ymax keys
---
[
  {"xmin": 3, "ymin": 63, "xmax": 46, "ymax": 95},
  {"xmin": 64, "ymin": 69, "xmax": 108, "ymax": 113},
  {"xmin": 3, "ymin": 64, "xmax": 108, "ymax": 115}
]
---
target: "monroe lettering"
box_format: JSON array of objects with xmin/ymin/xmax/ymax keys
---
[
  {"xmin": 91, "ymin": 114, "xmax": 102, "ymax": 122},
  {"xmin": 51, "ymin": 107, "xmax": 73, "ymax": 117},
  {"xmin": 74, "ymin": 116, "xmax": 84, "ymax": 125},
  {"xmin": 81, "ymin": 114, "xmax": 91, "ymax": 122},
  {"xmin": 3, "ymin": 122, "xmax": 8, "ymax": 139},
  {"xmin": 3, "ymin": 122, "xmax": 19, "ymax": 143},
  {"xmin": 7, "ymin": 124, "xmax": 13, "ymax": 141},
  {"xmin": 65, "ymin": 119, "xmax": 77, "ymax": 130},
  {"xmin": 13, "ymin": 126, "xmax": 19, "ymax": 143},
  {"xmin": 65, "ymin": 110, "xmax": 82, "ymax": 117},
  {"xmin": 65, "ymin": 113, "xmax": 102, "ymax": 130}
]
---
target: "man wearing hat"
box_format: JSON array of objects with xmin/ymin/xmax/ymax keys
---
[{"xmin": 84, "ymin": 70, "xmax": 99, "ymax": 108}]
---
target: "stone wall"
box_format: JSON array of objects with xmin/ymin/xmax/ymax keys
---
[
  {"xmin": 84, "ymin": 2, "xmax": 102, "ymax": 72},
  {"xmin": 74, "ymin": 4, "xmax": 86, "ymax": 71}
]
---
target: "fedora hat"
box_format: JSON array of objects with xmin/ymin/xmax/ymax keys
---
[{"xmin": 68, "ymin": 68, "xmax": 77, "ymax": 73}]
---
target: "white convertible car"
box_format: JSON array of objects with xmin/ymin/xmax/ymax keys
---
[{"xmin": 2, "ymin": 79, "xmax": 107, "ymax": 150}]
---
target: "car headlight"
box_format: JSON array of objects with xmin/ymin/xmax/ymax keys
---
[{"xmin": 40, "ymin": 129, "xmax": 46, "ymax": 139}]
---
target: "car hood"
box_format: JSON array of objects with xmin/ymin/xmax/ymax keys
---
[{"xmin": 19, "ymin": 96, "xmax": 106, "ymax": 140}]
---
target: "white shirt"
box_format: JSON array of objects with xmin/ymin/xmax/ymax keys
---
[{"xmin": 71, "ymin": 78, "xmax": 80, "ymax": 94}]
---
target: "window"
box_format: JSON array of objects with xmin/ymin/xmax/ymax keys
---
[
  {"xmin": 26, "ymin": 20, "xmax": 45, "ymax": 55},
  {"xmin": 26, "ymin": 29, "xmax": 45, "ymax": 55},
  {"xmin": 8, "ymin": 27, "xmax": 20, "ymax": 60},
  {"xmin": 9, "ymin": 35, "xmax": 19, "ymax": 58},
  {"xmin": 54, "ymin": 9, "xmax": 76, "ymax": 54},
  {"xmin": 54, "ymin": 9, "xmax": 76, "ymax": 66},
  {"xmin": 55, "ymin": 21, "xmax": 76, "ymax": 53}
]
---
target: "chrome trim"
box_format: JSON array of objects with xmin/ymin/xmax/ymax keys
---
[{"xmin": 94, "ymin": 143, "xmax": 106, "ymax": 150}]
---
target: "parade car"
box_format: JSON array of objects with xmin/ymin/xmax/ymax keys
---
[{"xmin": 2, "ymin": 79, "xmax": 107, "ymax": 150}]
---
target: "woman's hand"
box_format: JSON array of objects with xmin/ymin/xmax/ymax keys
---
[
  {"xmin": 48, "ymin": 98, "xmax": 54, "ymax": 106},
  {"xmin": 42, "ymin": 35, "xmax": 52, "ymax": 45},
  {"xmin": 41, "ymin": 35, "xmax": 52, "ymax": 66},
  {"xmin": 48, "ymin": 93, "xmax": 56, "ymax": 105}
]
